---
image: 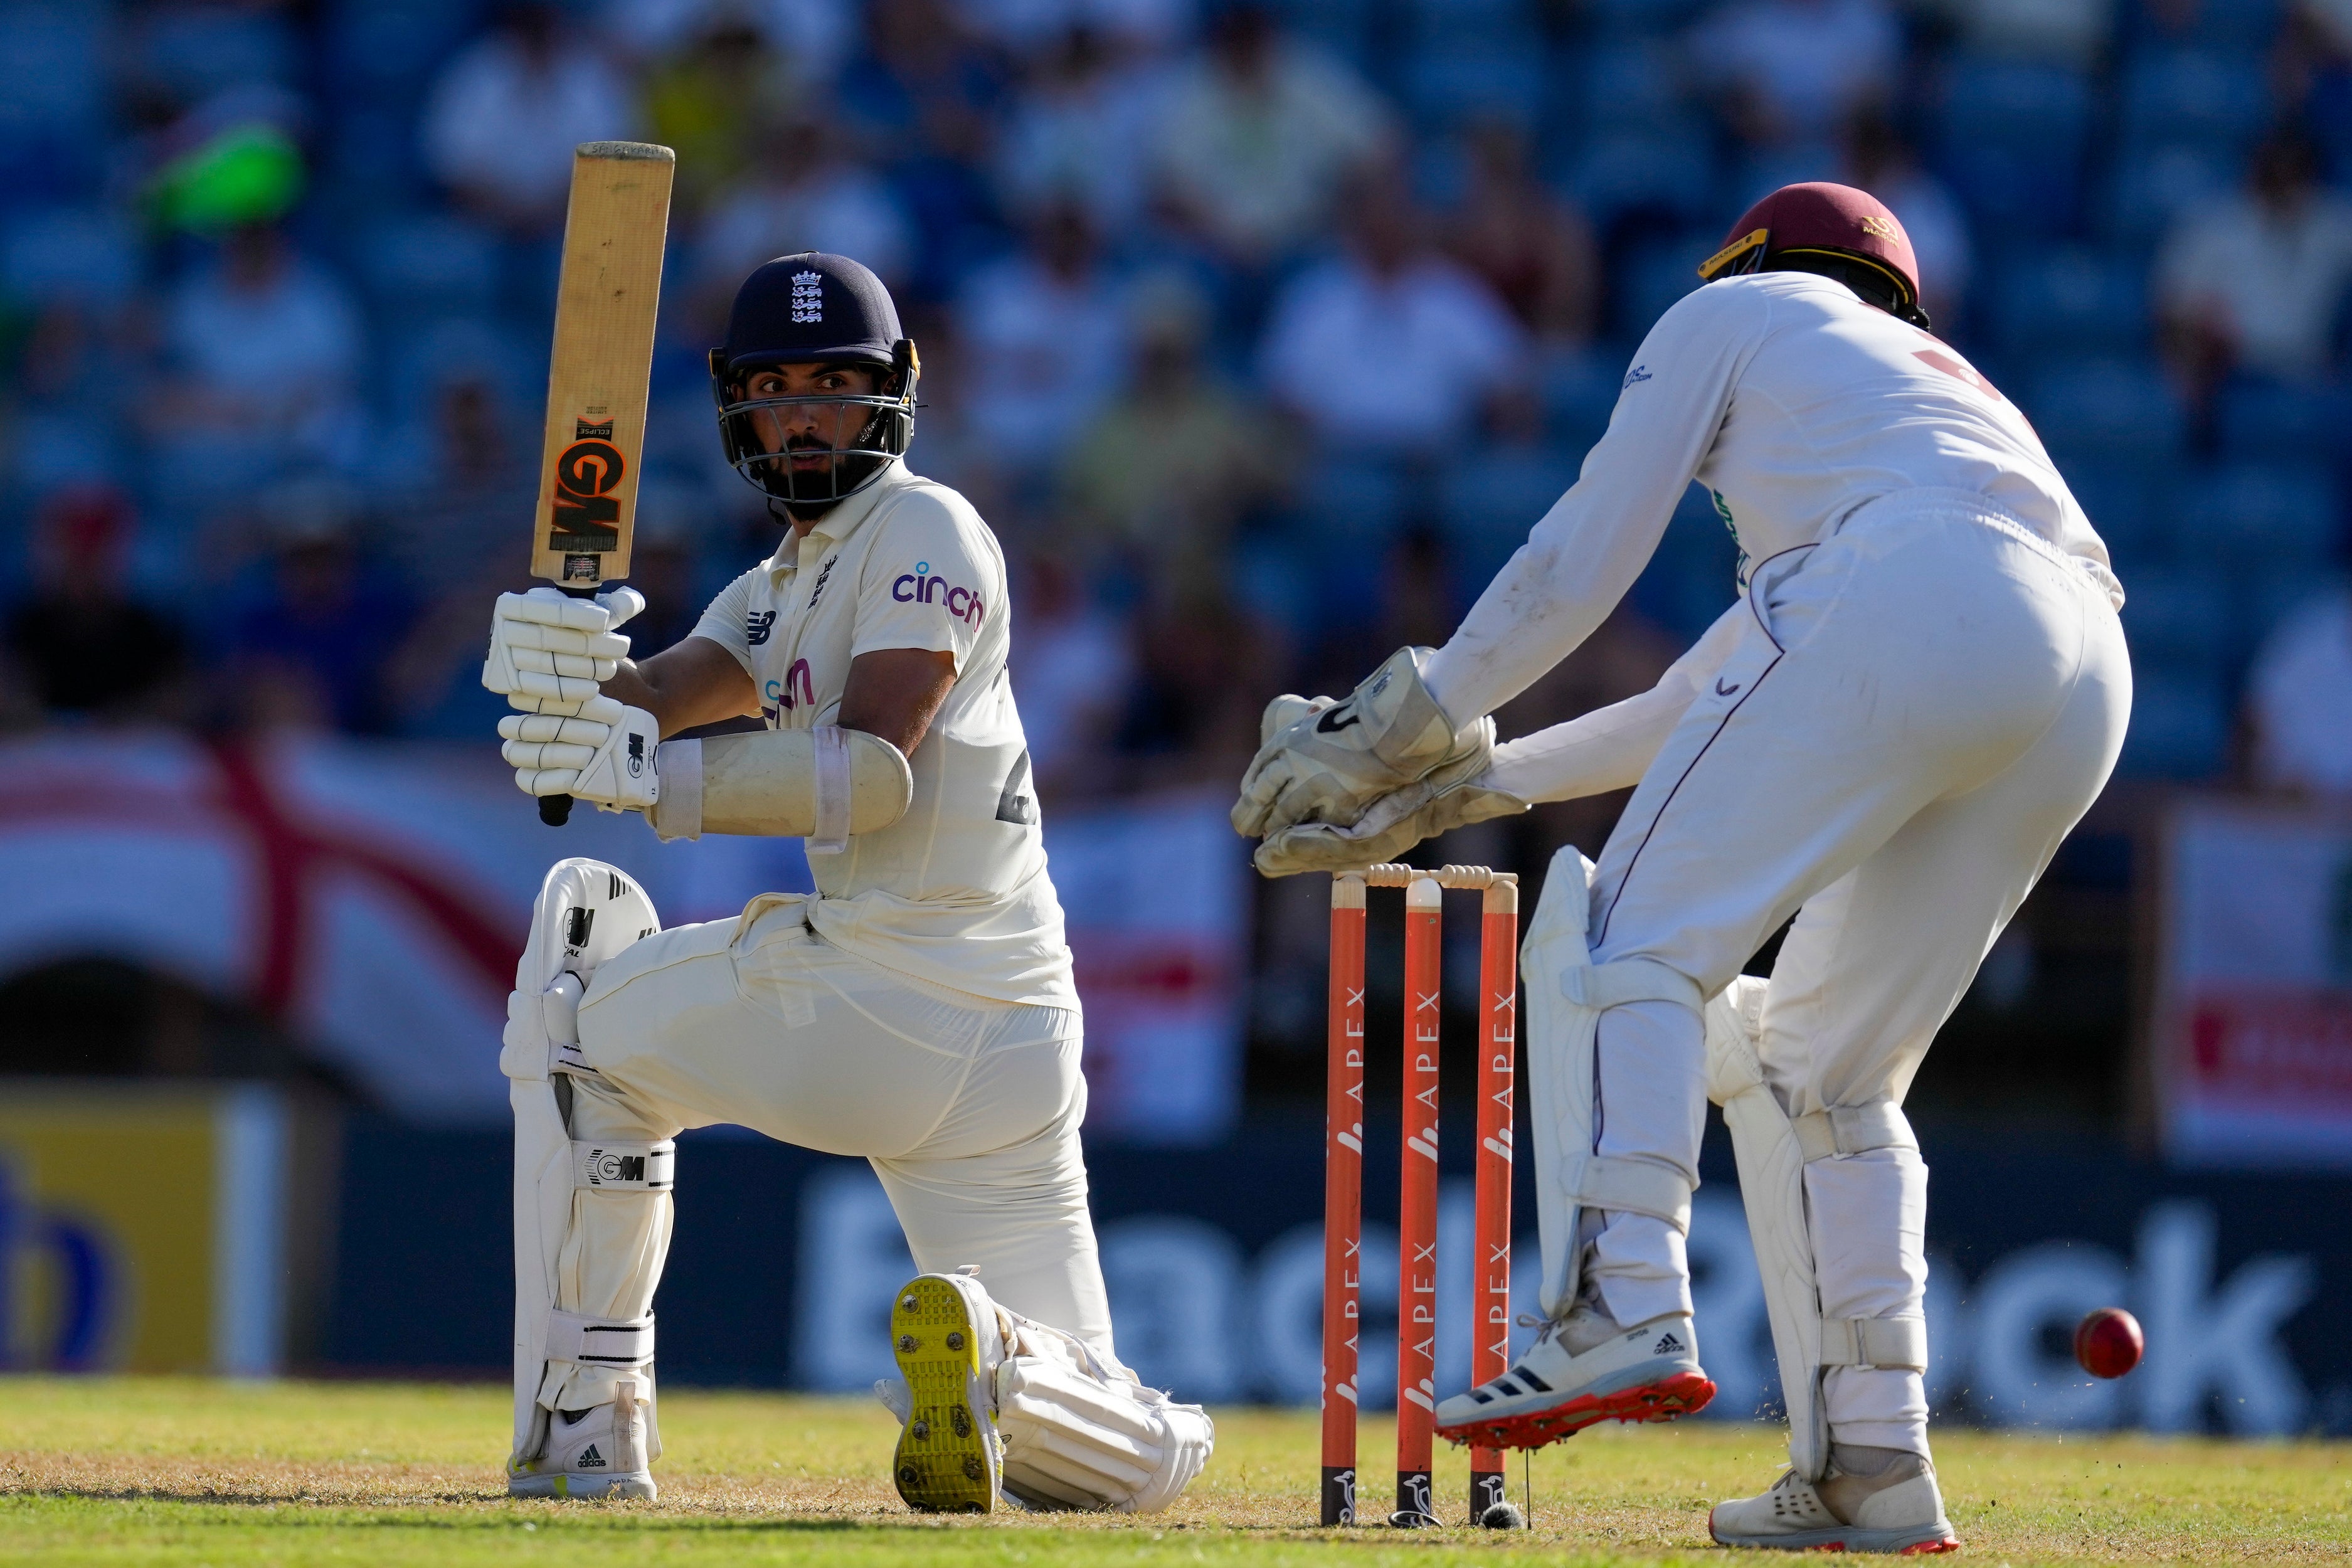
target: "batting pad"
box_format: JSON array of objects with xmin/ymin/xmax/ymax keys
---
[
  {"xmin": 502, "ymin": 858, "xmax": 663, "ymax": 1475},
  {"xmin": 993, "ymin": 1311, "xmax": 1214, "ymax": 1514}
]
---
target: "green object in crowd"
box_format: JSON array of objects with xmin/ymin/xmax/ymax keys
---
[{"xmin": 150, "ymin": 122, "xmax": 305, "ymax": 233}]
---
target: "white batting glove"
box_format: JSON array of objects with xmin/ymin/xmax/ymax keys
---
[
  {"xmin": 482, "ymin": 585, "xmax": 646, "ymax": 707},
  {"xmin": 500, "ymin": 697, "xmax": 660, "ymax": 812}
]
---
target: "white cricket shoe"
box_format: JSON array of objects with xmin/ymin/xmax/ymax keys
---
[
  {"xmin": 1434, "ymin": 1298, "xmax": 1714, "ymax": 1450},
  {"xmin": 506, "ymin": 1376, "xmax": 656, "ymax": 1500},
  {"xmin": 1708, "ymin": 1445, "xmax": 1959, "ymax": 1554}
]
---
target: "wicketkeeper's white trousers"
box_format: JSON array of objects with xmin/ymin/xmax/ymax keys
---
[
  {"xmin": 1575, "ymin": 490, "xmax": 2130, "ymax": 1453},
  {"xmin": 547, "ymin": 892, "xmax": 1111, "ymax": 1411}
]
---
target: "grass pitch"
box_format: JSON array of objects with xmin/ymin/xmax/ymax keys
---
[{"xmin": 1, "ymin": 1377, "xmax": 2344, "ymax": 1565}]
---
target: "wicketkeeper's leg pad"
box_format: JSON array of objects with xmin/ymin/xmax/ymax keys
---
[
  {"xmin": 1705, "ymin": 975, "xmax": 1929, "ymax": 1483},
  {"xmin": 504, "ymin": 859, "xmax": 672, "ymax": 1483},
  {"xmin": 1523, "ymin": 846, "xmax": 1705, "ymax": 1320}
]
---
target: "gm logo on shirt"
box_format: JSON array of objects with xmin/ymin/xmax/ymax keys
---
[{"xmin": 893, "ymin": 560, "xmax": 985, "ymax": 625}]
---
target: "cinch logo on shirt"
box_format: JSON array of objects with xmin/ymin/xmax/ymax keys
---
[{"xmin": 893, "ymin": 560, "xmax": 985, "ymax": 624}]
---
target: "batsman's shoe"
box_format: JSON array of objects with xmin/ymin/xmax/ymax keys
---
[
  {"xmin": 1434, "ymin": 1304, "xmax": 1714, "ymax": 1450},
  {"xmin": 889, "ymin": 1273, "xmax": 1005, "ymax": 1513},
  {"xmin": 506, "ymin": 1376, "xmax": 656, "ymax": 1500},
  {"xmin": 1709, "ymin": 1446, "xmax": 1958, "ymax": 1554}
]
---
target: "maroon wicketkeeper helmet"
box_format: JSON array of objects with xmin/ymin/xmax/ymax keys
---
[{"xmin": 1696, "ymin": 182, "xmax": 1931, "ymax": 329}]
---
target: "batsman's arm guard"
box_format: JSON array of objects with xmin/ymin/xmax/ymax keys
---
[
  {"xmin": 1522, "ymin": 846, "xmax": 1705, "ymax": 1320},
  {"xmin": 1705, "ymin": 975, "xmax": 1927, "ymax": 1482},
  {"xmin": 648, "ymin": 725, "xmax": 912, "ymax": 846}
]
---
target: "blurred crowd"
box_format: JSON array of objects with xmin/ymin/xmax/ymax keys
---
[{"xmin": 3, "ymin": 0, "xmax": 2351, "ymax": 818}]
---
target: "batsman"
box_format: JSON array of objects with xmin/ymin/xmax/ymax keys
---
[
  {"xmin": 480, "ymin": 252, "xmax": 1212, "ymax": 1512},
  {"xmin": 1237, "ymin": 184, "xmax": 2131, "ymax": 1553}
]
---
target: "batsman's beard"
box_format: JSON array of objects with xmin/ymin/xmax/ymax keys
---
[{"xmin": 715, "ymin": 385, "xmax": 915, "ymax": 507}]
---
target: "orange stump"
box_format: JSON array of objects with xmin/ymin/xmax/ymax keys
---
[
  {"xmin": 1469, "ymin": 877, "xmax": 1519, "ymax": 1520},
  {"xmin": 1320, "ymin": 878, "xmax": 1367, "ymax": 1527},
  {"xmin": 1320, "ymin": 865, "xmax": 1520, "ymax": 1529},
  {"xmin": 1394, "ymin": 875, "xmax": 1443, "ymax": 1524}
]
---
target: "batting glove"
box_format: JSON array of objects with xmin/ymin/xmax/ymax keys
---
[
  {"xmin": 501, "ymin": 697, "xmax": 661, "ymax": 812},
  {"xmin": 483, "ymin": 585, "xmax": 646, "ymax": 709}
]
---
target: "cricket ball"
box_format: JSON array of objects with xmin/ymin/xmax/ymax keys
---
[{"xmin": 2074, "ymin": 1307, "xmax": 2144, "ymax": 1379}]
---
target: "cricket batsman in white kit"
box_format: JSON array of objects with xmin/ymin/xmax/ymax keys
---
[
  {"xmin": 479, "ymin": 253, "xmax": 1212, "ymax": 1512},
  {"xmin": 1237, "ymin": 185, "xmax": 2131, "ymax": 1552}
]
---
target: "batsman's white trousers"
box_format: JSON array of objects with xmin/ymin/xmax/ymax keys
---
[
  {"xmin": 550, "ymin": 891, "xmax": 1111, "ymax": 1409},
  {"xmin": 1576, "ymin": 489, "xmax": 2130, "ymax": 1453}
]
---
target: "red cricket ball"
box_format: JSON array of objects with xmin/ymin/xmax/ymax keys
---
[{"xmin": 2074, "ymin": 1307, "xmax": 2144, "ymax": 1379}]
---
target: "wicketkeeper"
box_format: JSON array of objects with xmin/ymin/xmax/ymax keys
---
[
  {"xmin": 480, "ymin": 253, "xmax": 1212, "ymax": 1512},
  {"xmin": 1236, "ymin": 184, "xmax": 2131, "ymax": 1553}
]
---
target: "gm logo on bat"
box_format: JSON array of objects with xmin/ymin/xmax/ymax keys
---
[
  {"xmin": 549, "ymin": 416, "xmax": 624, "ymax": 546},
  {"xmin": 893, "ymin": 561, "xmax": 985, "ymax": 623}
]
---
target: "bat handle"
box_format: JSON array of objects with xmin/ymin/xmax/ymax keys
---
[{"xmin": 533, "ymin": 581, "xmax": 603, "ymax": 828}]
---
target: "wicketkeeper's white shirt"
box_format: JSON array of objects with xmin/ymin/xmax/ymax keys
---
[
  {"xmin": 692, "ymin": 460, "xmax": 1077, "ymax": 1010},
  {"xmin": 1426, "ymin": 270, "xmax": 2124, "ymax": 723}
]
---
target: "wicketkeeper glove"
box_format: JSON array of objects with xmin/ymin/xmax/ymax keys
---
[
  {"xmin": 482, "ymin": 585, "xmax": 645, "ymax": 710},
  {"xmin": 501, "ymin": 697, "xmax": 661, "ymax": 812},
  {"xmin": 1250, "ymin": 768, "xmax": 1530, "ymax": 877},
  {"xmin": 1231, "ymin": 645, "xmax": 1494, "ymax": 839}
]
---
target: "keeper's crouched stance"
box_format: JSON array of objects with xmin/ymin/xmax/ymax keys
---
[
  {"xmin": 488, "ymin": 253, "xmax": 1211, "ymax": 1512},
  {"xmin": 1238, "ymin": 186, "xmax": 2131, "ymax": 1552}
]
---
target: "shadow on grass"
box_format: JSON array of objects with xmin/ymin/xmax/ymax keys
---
[{"xmin": 0, "ymin": 1488, "xmax": 1050, "ymax": 1535}]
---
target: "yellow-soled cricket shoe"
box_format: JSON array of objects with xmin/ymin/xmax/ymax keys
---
[{"xmin": 888, "ymin": 1273, "xmax": 1002, "ymax": 1513}]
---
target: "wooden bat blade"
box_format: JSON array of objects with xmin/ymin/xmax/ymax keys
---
[{"xmin": 530, "ymin": 140, "xmax": 674, "ymax": 588}]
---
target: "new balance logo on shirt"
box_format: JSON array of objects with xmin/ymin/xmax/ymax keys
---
[{"xmin": 746, "ymin": 610, "xmax": 777, "ymax": 646}]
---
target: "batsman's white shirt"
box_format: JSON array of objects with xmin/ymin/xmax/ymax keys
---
[{"xmin": 692, "ymin": 458, "xmax": 1077, "ymax": 1011}]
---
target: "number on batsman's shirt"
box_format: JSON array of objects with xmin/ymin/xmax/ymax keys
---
[{"xmin": 692, "ymin": 459, "xmax": 1075, "ymax": 1010}]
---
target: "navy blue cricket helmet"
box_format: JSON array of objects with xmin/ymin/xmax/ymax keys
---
[{"xmin": 710, "ymin": 252, "xmax": 919, "ymax": 508}]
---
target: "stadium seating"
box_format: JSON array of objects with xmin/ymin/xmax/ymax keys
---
[
  {"xmin": 2022, "ymin": 356, "xmax": 2190, "ymax": 465},
  {"xmin": 1932, "ymin": 59, "xmax": 2094, "ymax": 238}
]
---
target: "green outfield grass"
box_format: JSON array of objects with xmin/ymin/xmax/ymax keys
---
[{"xmin": 1, "ymin": 1377, "xmax": 2344, "ymax": 1565}]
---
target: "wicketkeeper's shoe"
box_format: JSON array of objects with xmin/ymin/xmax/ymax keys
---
[
  {"xmin": 1434, "ymin": 1298, "xmax": 1714, "ymax": 1450},
  {"xmin": 506, "ymin": 1376, "xmax": 657, "ymax": 1500},
  {"xmin": 1708, "ymin": 1445, "xmax": 1959, "ymax": 1554},
  {"xmin": 889, "ymin": 1273, "xmax": 1005, "ymax": 1513}
]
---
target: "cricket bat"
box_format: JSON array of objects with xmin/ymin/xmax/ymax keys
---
[{"xmin": 531, "ymin": 140, "xmax": 674, "ymax": 825}]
